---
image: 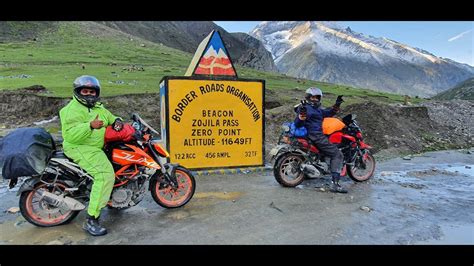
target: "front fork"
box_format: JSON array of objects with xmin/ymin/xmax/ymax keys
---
[
  {"xmin": 355, "ymin": 149, "xmax": 369, "ymax": 169},
  {"xmin": 344, "ymin": 146, "xmax": 368, "ymax": 166},
  {"xmin": 148, "ymin": 142, "xmax": 179, "ymax": 189},
  {"xmin": 162, "ymin": 164, "xmax": 179, "ymax": 189}
]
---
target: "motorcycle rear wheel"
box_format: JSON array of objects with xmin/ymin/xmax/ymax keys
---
[
  {"xmin": 273, "ymin": 153, "xmax": 305, "ymax": 187},
  {"xmin": 347, "ymin": 152, "xmax": 376, "ymax": 182},
  {"xmin": 19, "ymin": 181, "xmax": 80, "ymax": 227},
  {"xmin": 150, "ymin": 167, "xmax": 196, "ymax": 208}
]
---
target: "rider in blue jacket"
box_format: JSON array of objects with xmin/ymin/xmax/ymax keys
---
[{"xmin": 294, "ymin": 87, "xmax": 347, "ymax": 193}]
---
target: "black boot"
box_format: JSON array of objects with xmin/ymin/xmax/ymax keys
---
[
  {"xmin": 329, "ymin": 173, "xmax": 348, "ymax": 194},
  {"xmin": 83, "ymin": 214, "xmax": 107, "ymax": 236}
]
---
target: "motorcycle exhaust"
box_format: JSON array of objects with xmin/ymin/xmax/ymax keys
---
[
  {"xmin": 37, "ymin": 189, "xmax": 86, "ymax": 211},
  {"xmin": 300, "ymin": 164, "xmax": 321, "ymax": 178}
]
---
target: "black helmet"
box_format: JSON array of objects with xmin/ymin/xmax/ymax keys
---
[
  {"xmin": 73, "ymin": 75, "xmax": 101, "ymax": 108},
  {"xmin": 305, "ymin": 87, "xmax": 323, "ymax": 107}
]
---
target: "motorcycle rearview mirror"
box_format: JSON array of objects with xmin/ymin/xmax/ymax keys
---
[
  {"xmin": 342, "ymin": 114, "xmax": 353, "ymax": 125},
  {"xmin": 131, "ymin": 113, "xmax": 139, "ymax": 122}
]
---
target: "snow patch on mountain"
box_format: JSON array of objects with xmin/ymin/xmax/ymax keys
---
[{"xmin": 250, "ymin": 21, "xmax": 474, "ymax": 96}]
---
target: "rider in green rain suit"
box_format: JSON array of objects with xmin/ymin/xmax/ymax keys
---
[{"xmin": 60, "ymin": 75, "xmax": 122, "ymax": 236}]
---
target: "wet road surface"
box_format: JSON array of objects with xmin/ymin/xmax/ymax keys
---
[{"xmin": 0, "ymin": 149, "xmax": 473, "ymax": 244}]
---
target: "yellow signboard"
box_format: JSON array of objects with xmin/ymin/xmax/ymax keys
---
[{"xmin": 162, "ymin": 77, "xmax": 264, "ymax": 169}]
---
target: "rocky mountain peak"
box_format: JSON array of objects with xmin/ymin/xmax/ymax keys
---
[{"xmin": 251, "ymin": 21, "xmax": 474, "ymax": 97}]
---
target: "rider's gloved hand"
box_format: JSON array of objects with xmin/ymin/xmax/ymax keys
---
[
  {"xmin": 90, "ymin": 114, "xmax": 104, "ymax": 129},
  {"xmin": 294, "ymin": 100, "xmax": 309, "ymax": 113},
  {"xmin": 297, "ymin": 100, "xmax": 308, "ymax": 120},
  {"xmin": 298, "ymin": 105, "xmax": 307, "ymax": 120},
  {"xmin": 112, "ymin": 118, "xmax": 124, "ymax": 132},
  {"xmin": 335, "ymin": 95, "xmax": 344, "ymax": 107},
  {"xmin": 299, "ymin": 105, "xmax": 307, "ymax": 115}
]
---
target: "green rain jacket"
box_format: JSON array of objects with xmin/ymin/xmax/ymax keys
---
[
  {"xmin": 59, "ymin": 97, "xmax": 119, "ymax": 218},
  {"xmin": 60, "ymin": 97, "xmax": 118, "ymax": 151}
]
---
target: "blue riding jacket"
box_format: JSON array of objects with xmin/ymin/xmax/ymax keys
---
[{"xmin": 294, "ymin": 103, "xmax": 338, "ymax": 134}]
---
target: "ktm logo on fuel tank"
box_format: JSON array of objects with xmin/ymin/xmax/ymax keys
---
[{"xmin": 113, "ymin": 151, "xmax": 158, "ymax": 168}]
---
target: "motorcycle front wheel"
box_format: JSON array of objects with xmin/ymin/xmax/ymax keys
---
[
  {"xmin": 150, "ymin": 167, "xmax": 196, "ymax": 208},
  {"xmin": 273, "ymin": 153, "xmax": 305, "ymax": 187},
  {"xmin": 19, "ymin": 181, "xmax": 80, "ymax": 227},
  {"xmin": 347, "ymin": 152, "xmax": 376, "ymax": 182}
]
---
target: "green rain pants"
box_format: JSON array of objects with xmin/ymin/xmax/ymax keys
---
[{"xmin": 65, "ymin": 145, "xmax": 115, "ymax": 218}]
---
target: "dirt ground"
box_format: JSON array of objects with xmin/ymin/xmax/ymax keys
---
[
  {"xmin": 1, "ymin": 90, "xmax": 473, "ymax": 160},
  {"xmin": 0, "ymin": 91, "xmax": 161, "ymax": 130},
  {"xmin": 1, "ymin": 148, "xmax": 473, "ymax": 245}
]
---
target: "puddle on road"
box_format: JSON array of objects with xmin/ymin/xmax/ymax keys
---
[
  {"xmin": 377, "ymin": 171, "xmax": 419, "ymax": 183},
  {"xmin": 160, "ymin": 191, "xmax": 244, "ymax": 220},
  {"xmin": 419, "ymin": 223, "xmax": 474, "ymax": 244},
  {"xmin": 0, "ymin": 219, "xmax": 86, "ymax": 245},
  {"xmin": 193, "ymin": 191, "xmax": 243, "ymax": 201},
  {"xmin": 444, "ymin": 165, "xmax": 474, "ymax": 177},
  {"xmin": 379, "ymin": 164, "xmax": 473, "ymax": 183},
  {"xmin": 164, "ymin": 210, "xmax": 192, "ymax": 220},
  {"xmin": 0, "ymin": 180, "xmax": 21, "ymax": 195}
]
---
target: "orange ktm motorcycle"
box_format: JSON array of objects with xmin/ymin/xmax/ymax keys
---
[{"xmin": 13, "ymin": 114, "xmax": 195, "ymax": 227}]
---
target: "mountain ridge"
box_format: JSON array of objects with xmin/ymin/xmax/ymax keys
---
[
  {"xmin": 0, "ymin": 21, "xmax": 277, "ymax": 72},
  {"xmin": 251, "ymin": 21, "xmax": 474, "ymax": 97},
  {"xmin": 96, "ymin": 21, "xmax": 277, "ymax": 72}
]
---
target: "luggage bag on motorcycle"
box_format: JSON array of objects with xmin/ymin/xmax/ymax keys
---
[
  {"xmin": 104, "ymin": 123, "xmax": 136, "ymax": 144},
  {"xmin": 289, "ymin": 122, "xmax": 307, "ymax": 137},
  {"xmin": 0, "ymin": 127, "xmax": 55, "ymax": 179}
]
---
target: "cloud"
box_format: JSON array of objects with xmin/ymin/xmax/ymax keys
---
[{"xmin": 448, "ymin": 29, "xmax": 473, "ymax": 42}]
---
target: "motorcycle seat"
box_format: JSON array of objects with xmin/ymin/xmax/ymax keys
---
[{"xmin": 295, "ymin": 137, "xmax": 319, "ymax": 153}]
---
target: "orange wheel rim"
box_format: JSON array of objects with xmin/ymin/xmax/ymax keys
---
[
  {"xmin": 155, "ymin": 170, "xmax": 193, "ymax": 207},
  {"xmin": 25, "ymin": 183, "xmax": 73, "ymax": 225}
]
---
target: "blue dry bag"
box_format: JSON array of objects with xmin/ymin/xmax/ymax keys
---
[{"xmin": 290, "ymin": 122, "xmax": 307, "ymax": 137}]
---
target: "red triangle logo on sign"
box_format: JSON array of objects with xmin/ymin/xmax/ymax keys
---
[{"xmin": 185, "ymin": 30, "xmax": 238, "ymax": 78}]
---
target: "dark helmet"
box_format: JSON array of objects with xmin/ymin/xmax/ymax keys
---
[
  {"xmin": 305, "ymin": 87, "xmax": 323, "ymax": 107},
  {"xmin": 73, "ymin": 75, "xmax": 101, "ymax": 108}
]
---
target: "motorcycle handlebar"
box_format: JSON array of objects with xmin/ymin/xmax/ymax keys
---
[{"xmin": 130, "ymin": 113, "xmax": 160, "ymax": 138}]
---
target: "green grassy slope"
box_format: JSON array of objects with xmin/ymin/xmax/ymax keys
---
[{"xmin": 0, "ymin": 21, "xmax": 423, "ymax": 105}]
